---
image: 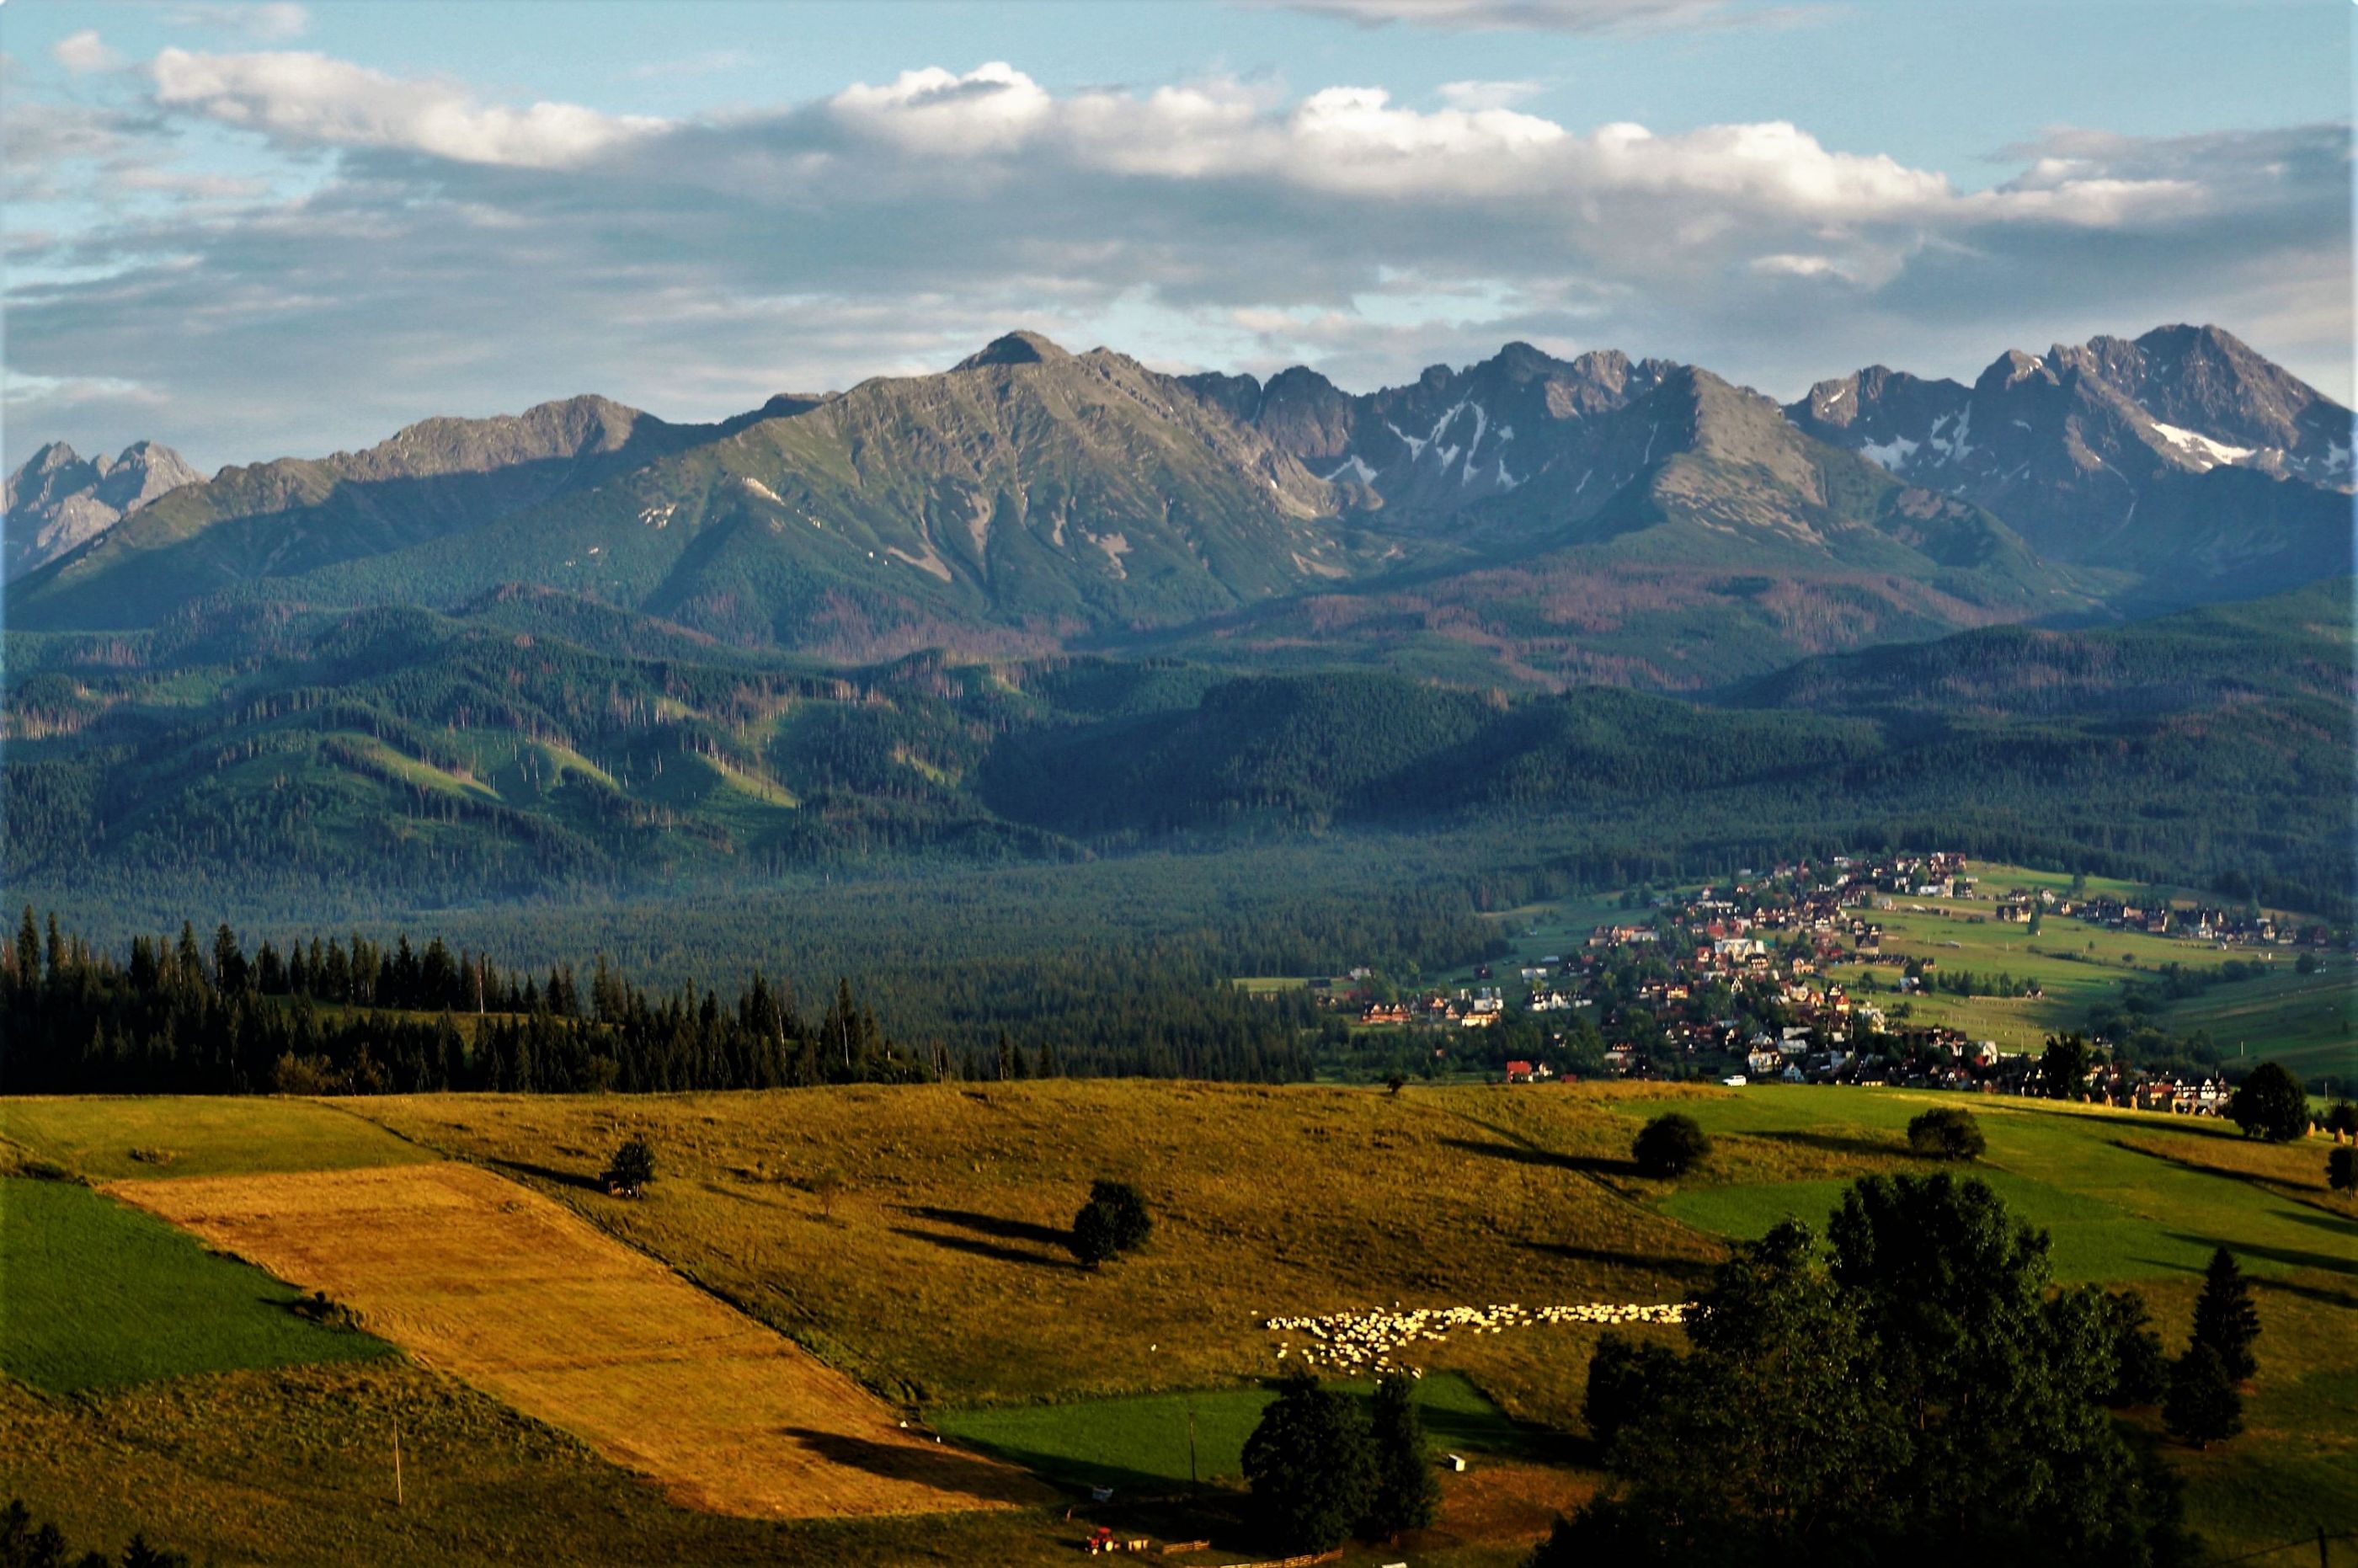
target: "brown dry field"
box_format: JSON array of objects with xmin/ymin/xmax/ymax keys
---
[{"xmin": 112, "ymin": 1160, "xmax": 1053, "ymax": 1521}]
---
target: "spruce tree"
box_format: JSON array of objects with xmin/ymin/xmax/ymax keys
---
[
  {"xmin": 1361, "ymin": 1373, "xmax": 1438, "ymax": 1540},
  {"xmin": 2163, "ymin": 1343, "xmax": 2243, "ymax": 1448},
  {"xmin": 2189, "ymin": 1247, "xmax": 2259, "ymax": 1382}
]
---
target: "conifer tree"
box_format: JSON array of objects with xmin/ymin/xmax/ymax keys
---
[{"xmin": 2189, "ymin": 1247, "xmax": 2259, "ymax": 1382}]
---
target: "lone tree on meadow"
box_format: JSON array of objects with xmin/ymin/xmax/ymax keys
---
[
  {"xmin": 602, "ymin": 1134, "xmax": 655, "ymax": 1197},
  {"xmin": 2330, "ymin": 1144, "xmax": 2357, "ymax": 1200},
  {"xmin": 2323, "ymin": 1100, "xmax": 2358, "ymax": 1143},
  {"xmin": 1632, "ymin": 1112, "xmax": 1711, "ymax": 1178},
  {"xmin": 1906, "ymin": 1106, "xmax": 1986, "ymax": 1161},
  {"xmin": 1361, "ymin": 1374, "xmax": 1439, "ymax": 1541},
  {"xmin": 1069, "ymin": 1179, "xmax": 1150, "ymax": 1267},
  {"xmin": 2227, "ymin": 1062, "xmax": 2310, "ymax": 1142},
  {"xmin": 2163, "ymin": 1342, "xmax": 2243, "ymax": 1448},
  {"xmin": 2189, "ymin": 1247, "xmax": 2260, "ymax": 1383},
  {"xmin": 1241, "ymin": 1376, "xmax": 1378, "ymax": 1554}
]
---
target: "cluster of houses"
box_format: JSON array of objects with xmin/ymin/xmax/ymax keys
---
[{"xmin": 1328, "ymin": 851, "xmax": 2334, "ymax": 1102}]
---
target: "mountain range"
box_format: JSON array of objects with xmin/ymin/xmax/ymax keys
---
[{"xmin": 8, "ymin": 323, "xmax": 2349, "ymax": 689}]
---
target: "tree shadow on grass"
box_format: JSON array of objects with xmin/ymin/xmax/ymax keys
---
[
  {"xmin": 2164, "ymin": 1233, "xmax": 2355, "ymax": 1277},
  {"xmin": 777, "ymin": 1427, "xmax": 1059, "ymax": 1507},
  {"xmin": 899, "ymin": 1204, "xmax": 1073, "ymax": 1251},
  {"xmin": 485, "ymin": 1156, "xmax": 603, "ymax": 1194},
  {"xmin": 1754, "ymin": 1128, "xmax": 1899, "ymax": 1161},
  {"xmin": 888, "ymin": 1225, "xmax": 1084, "ymax": 1271},
  {"xmin": 2252, "ymin": 1274, "xmax": 2358, "ymax": 1312},
  {"xmin": 1438, "ymin": 1135, "xmax": 1640, "ymax": 1179},
  {"xmin": 1516, "ymin": 1239, "xmax": 1718, "ymax": 1286}
]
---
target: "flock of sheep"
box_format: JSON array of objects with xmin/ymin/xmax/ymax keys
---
[{"xmin": 1262, "ymin": 1299, "xmax": 1690, "ymax": 1377}]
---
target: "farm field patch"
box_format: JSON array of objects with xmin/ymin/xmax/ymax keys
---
[
  {"xmin": 1, "ymin": 1095, "xmax": 430, "ymax": 1183},
  {"xmin": 933, "ymin": 1372, "xmax": 1529, "ymax": 1492},
  {"xmin": 114, "ymin": 1160, "xmax": 1050, "ymax": 1520},
  {"xmin": 2151, "ymin": 964, "xmax": 2357, "ymax": 1081},
  {"xmin": 0, "ymin": 1176, "xmax": 393, "ymax": 1392}
]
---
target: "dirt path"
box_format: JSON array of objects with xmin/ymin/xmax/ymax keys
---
[{"xmin": 115, "ymin": 1161, "xmax": 1053, "ymax": 1519}]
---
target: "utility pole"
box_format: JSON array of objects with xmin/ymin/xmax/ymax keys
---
[{"xmin": 393, "ymin": 1420, "xmax": 403, "ymax": 1507}]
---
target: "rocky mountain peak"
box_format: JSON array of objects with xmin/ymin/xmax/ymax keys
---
[
  {"xmin": 5, "ymin": 437, "xmax": 200, "ymax": 580},
  {"xmin": 957, "ymin": 331, "xmax": 1072, "ymax": 370}
]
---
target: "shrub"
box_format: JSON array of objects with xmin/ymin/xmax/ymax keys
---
[
  {"xmin": 1905, "ymin": 1107, "xmax": 1985, "ymax": 1161},
  {"xmin": 2099, "ymin": 1289, "xmax": 2169, "ymax": 1406},
  {"xmin": 602, "ymin": 1135, "xmax": 655, "ymax": 1195},
  {"xmin": 1088, "ymin": 1180, "xmax": 1152, "ymax": 1254},
  {"xmin": 1583, "ymin": 1331, "xmax": 1678, "ymax": 1450},
  {"xmin": 2227, "ymin": 1061, "xmax": 2309, "ymax": 1142},
  {"xmin": 1632, "ymin": 1113, "xmax": 1710, "ymax": 1178},
  {"xmin": 2330, "ymin": 1144, "xmax": 2356, "ymax": 1198},
  {"xmin": 1070, "ymin": 1202, "xmax": 1121, "ymax": 1267},
  {"xmin": 1070, "ymin": 1180, "xmax": 1151, "ymax": 1266}
]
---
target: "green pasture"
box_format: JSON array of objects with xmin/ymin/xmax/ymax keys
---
[
  {"xmin": 0, "ymin": 1176, "xmax": 394, "ymax": 1392},
  {"xmin": 932, "ymin": 1372, "xmax": 1526, "ymax": 1492},
  {"xmin": 1, "ymin": 1096, "xmax": 430, "ymax": 1183},
  {"xmin": 1621, "ymin": 1089, "xmax": 2356, "ymax": 1285},
  {"xmin": 2153, "ymin": 964, "xmax": 2356, "ymax": 1083}
]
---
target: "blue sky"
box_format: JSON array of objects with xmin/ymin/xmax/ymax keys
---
[{"xmin": 3, "ymin": 0, "xmax": 2349, "ymax": 472}]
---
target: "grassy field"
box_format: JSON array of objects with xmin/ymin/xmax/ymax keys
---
[
  {"xmin": 934, "ymin": 1372, "xmax": 1531, "ymax": 1492},
  {"xmin": 116, "ymin": 1160, "xmax": 1047, "ymax": 1520},
  {"xmin": 2152, "ymin": 965, "xmax": 2357, "ymax": 1084},
  {"xmin": 4, "ymin": 1080, "xmax": 2352, "ymax": 1563},
  {"xmin": 0, "ymin": 1176, "xmax": 394, "ymax": 1392},
  {"xmin": 0, "ymin": 1096, "xmax": 430, "ymax": 1182},
  {"xmin": 348, "ymin": 1081, "xmax": 1731, "ymax": 1411}
]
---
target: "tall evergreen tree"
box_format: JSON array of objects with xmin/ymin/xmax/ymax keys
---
[
  {"xmin": 2188, "ymin": 1247, "xmax": 2259, "ymax": 1382},
  {"xmin": 1361, "ymin": 1374, "xmax": 1438, "ymax": 1540}
]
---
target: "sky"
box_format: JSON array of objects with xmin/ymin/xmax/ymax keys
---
[{"xmin": 3, "ymin": 0, "xmax": 2350, "ymax": 474}]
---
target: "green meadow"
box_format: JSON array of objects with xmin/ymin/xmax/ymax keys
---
[
  {"xmin": 0, "ymin": 1176, "xmax": 395, "ymax": 1393},
  {"xmin": 934, "ymin": 1372, "xmax": 1528, "ymax": 1492}
]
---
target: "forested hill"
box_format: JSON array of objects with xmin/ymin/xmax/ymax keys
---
[{"xmin": 5, "ymin": 581, "xmax": 2350, "ymax": 920}]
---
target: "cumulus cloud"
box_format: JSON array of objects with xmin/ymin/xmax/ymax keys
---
[
  {"xmin": 1437, "ymin": 79, "xmax": 1543, "ymax": 111},
  {"xmin": 3, "ymin": 49, "xmax": 2345, "ymax": 472},
  {"xmin": 163, "ymin": 3, "xmax": 312, "ymax": 41},
  {"xmin": 53, "ymin": 31, "xmax": 128, "ymax": 75},
  {"xmin": 150, "ymin": 48, "xmax": 665, "ymax": 167},
  {"xmin": 1265, "ymin": 0, "xmax": 1825, "ymax": 34}
]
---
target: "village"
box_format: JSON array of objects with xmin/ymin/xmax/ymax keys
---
[{"xmin": 1320, "ymin": 851, "xmax": 2345, "ymax": 1112}]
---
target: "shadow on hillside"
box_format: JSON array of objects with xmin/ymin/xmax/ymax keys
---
[
  {"xmin": 2253, "ymin": 1274, "xmax": 2358, "ymax": 1312},
  {"xmin": 1439, "ymin": 1135, "xmax": 1640, "ymax": 1179},
  {"xmin": 2167, "ymin": 1233, "xmax": 2354, "ymax": 1277},
  {"xmin": 888, "ymin": 1225, "xmax": 1082, "ymax": 1271},
  {"xmin": 2273, "ymin": 1206, "xmax": 2358, "ymax": 1237},
  {"xmin": 779, "ymin": 1427, "xmax": 1056, "ymax": 1506},
  {"xmin": 899, "ymin": 1204, "xmax": 1073, "ymax": 1251},
  {"xmin": 1756, "ymin": 1128, "xmax": 1897, "ymax": 1160},
  {"xmin": 1517, "ymin": 1239, "xmax": 1718, "ymax": 1286},
  {"xmin": 486, "ymin": 1156, "xmax": 603, "ymax": 1194}
]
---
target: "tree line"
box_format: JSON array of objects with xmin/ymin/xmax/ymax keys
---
[{"xmin": 0, "ymin": 909, "xmax": 1320, "ymax": 1096}]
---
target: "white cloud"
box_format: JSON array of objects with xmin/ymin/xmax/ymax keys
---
[
  {"xmin": 53, "ymin": 31, "xmax": 127, "ymax": 75},
  {"xmin": 149, "ymin": 48, "xmax": 664, "ymax": 168},
  {"xmin": 164, "ymin": 4, "xmax": 312, "ymax": 41},
  {"xmin": 1265, "ymin": 0, "xmax": 1825, "ymax": 34},
  {"xmin": 5, "ymin": 50, "xmax": 2344, "ymax": 471},
  {"xmin": 1437, "ymin": 79, "xmax": 1543, "ymax": 111}
]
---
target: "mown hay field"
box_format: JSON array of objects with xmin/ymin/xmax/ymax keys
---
[
  {"xmin": 0, "ymin": 1176, "xmax": 394, "ymax": 1392},
  {"xmin": 114, "ymin": 1161, "xmax": 1051, "ymax": 1520}
]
